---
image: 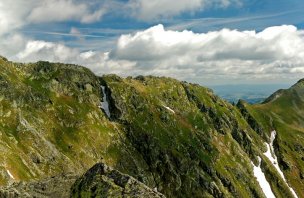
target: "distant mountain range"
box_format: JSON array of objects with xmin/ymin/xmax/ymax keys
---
[
  {"xmin": 0, "ymin": 56, "xmax": 303, "ymax": 198},
  {"xmin": 210, "ymin": 84, "xmax": 291, "ymax": 104}
]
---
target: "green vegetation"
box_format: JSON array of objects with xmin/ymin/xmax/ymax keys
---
[
  {"xmin": 0, "ymin": 56, "xmax": 303, "ymax": 197},
  {"xmin": 238, "ymin": 80, "xmax": 304, "ymax": 198}
]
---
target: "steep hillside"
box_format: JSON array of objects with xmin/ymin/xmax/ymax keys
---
[
  {"xmin": 0, "ymin": 56, "xmax": 302, "ymax": 197},
  {"xmin": 238, "ymin": 80, "xmax": 304, "ymax": 197},
  {"xmin": 0, "ymin": 56, "xmax": 143, "ymax": 185}
]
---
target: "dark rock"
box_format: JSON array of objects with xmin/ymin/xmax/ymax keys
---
[
  {"xmin": 294, "ymin": 143, "xmax": 304, "ymax": 152},
  {"xmin": 279, "ymin": 157, "xmax": 291, "ymax": 171},
  {"xmin": 236, "ymin": 100, "xmax": 264, "ymax": 135},
  {"xmin": 0, "ymin": 174, "xmax": 78, "ymax": 198},
  {"xmin": 71, "ymin": 163, "xmax": 165, "ymax": 198}
]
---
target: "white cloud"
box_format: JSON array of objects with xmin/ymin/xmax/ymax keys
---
[
  {"xmin": 27, "ymin": 0, "xmax": 105, "ymax": 24},
  {"xmin": 0, "ymin": 0, "xmax": 31, "ymax": 35},
  {"xmin": 127, "ymin": 0, "xmax": 242, "ymax": 21},
  {"xmin": 0, "ymin": 0, "xmax": 106, "ymax": 36},
  {"xmin": 0, "ymin": 0, "xmax": 242, "ymax": 30},
  {"xmin": 10, "ymin": 39, "xmax": 135, "ymax": 76},
  {"xmin": 27, "ymin": 0, "xmax": 87, "ymax": 23},
  {"xmin": 1, "ymin": 1, "xmax": 304, "ymax": 85},
  {"xmin": 109, "ymin": 24, "xmax": 304, "ymax": 82},
  {"xmin": 81, "ymin": 8, "xmax": 106, "ymax": 24},
  {"xmin": 112, "ymin": 24, "xmax": 303, "ymax": 61},
  {"xmin": 0, "ymin": 33, "xmax": 27, "ymax": 56},
  {"xmin": 16, "ymin": 40, "xmax": 78, "ymax": 62},
  {"xmin": 3, "ymin": 24, "xmax": 304, "ymax": 84}
]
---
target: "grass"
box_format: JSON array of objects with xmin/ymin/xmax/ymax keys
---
[
  {"xmin": 240, "ymin": 82, "xmax": 304, "ymax": 197},
  {"xmin": 1, "ymin": 58, "xmax": 303, "ymax": 197}
]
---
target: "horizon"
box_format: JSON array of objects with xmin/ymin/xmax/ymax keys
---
[{"xmin": 0, "ymin": 54, "xmax": 298, "ymax": 103}]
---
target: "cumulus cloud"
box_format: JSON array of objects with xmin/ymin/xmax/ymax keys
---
[
  {"xmin": 28, "ymin": 0, "xmax": 86, "ymax": 23},
  {"xmin": 128, "ymin": 0, "xmax": 242, "ymax": 21},
  {"xmin": 1, "ymin": 0, "xmax": 304, "ymax": 85},
  {"xmin": 0, "ymin": 0, "xmax": 106, "ymax": 36},
  {"xmin": 3, "ymin": 23, "xmax": 304, "ymax": 83},
  {"xmin": 9, "ymin": 38, "xmax": 135, "ymax": 76},
  {"xmin": 0, "ymin": 0, "xmax": 108, "ymax": 72},
  {"xmin": 109, "ymin": 24, "xmax": 304, "ymax": 81},
  {"xmin": 0, "ymin": 0, "xmax": 30, "ymax": 35},
  {"xmin": 0, "ymin": 0, "xmax": 243, "ymax": 32},
  {"xmin": 27, "ymin": 0, "xmax": 105, "ymax": 24},
  {"xmin": 2, "ymin": 22, "xmax": 304, "ymax": 84},
  {"xmin": 0, "ymin": 33, "xmax": 27, "ymax": 56},
  {"xmin": 16, "ymin": 40, "xmax": 78, "ymax": 62}
]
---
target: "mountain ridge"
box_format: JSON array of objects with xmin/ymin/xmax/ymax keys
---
[{"xmin": 0, "ymin": 56, "xmax": 303, "ymax": 197}]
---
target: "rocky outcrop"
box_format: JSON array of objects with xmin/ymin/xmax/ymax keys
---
[
  {"xmin": 0, "ymin": 162, "xmax": 164, "ymax": 198},
  {"xmin": 71, "ymin": 163, "xmax": 165, "ymax": 198},
  {"xmin": 0, "ymin": 174, "xmax": 78, "ymax": 198},
  {"xmin": 236, "ymin": 100, "xmax": 264, "ymax": 135}
]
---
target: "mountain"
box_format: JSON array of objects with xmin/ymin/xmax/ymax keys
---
[
  {"xmin": 210, "ymin": 84, "xmax": 290, "ymax": 104},
  {"xmin": 237, "ymin": 79, "xmax": 304, "ymax": 197},
  {"xmin": 0, "ymin": 56, "xmax": 303, "ymax": 197}
]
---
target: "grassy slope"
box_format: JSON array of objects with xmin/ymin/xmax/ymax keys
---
[
  {"xmin": 240, "ymin": 80, "xmax": 304, "ymax": 197},
  {"xmin": 102, "ymin": 75, "xmax": 290, "ymax": 197},
  {"xmin": 0, "ymin": 58, "xmax": 146, "ymax": 186},
  {"xmin": 0, "ymin": 57, "xmax": 299, "ymax": 197}
]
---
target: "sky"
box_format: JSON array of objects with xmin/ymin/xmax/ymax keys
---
[{"xmin": 1, "ymin": 0, "xmax": 304, "ymax": 86}]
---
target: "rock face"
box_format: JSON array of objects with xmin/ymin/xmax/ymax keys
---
[
  {"xmin": 0, "ymin": 56, "xmax": 303, "ymax": 197},
  {"xmin": 0, "ymin": 162, "xmax": 164, "ymax": 198},
  {"xmin": 0, "ymin": 173, "xmax": 78, "ymax": 197},
  {"xmin": 71, "ymin": 163, "xmax": 165, "ymax": 198}
]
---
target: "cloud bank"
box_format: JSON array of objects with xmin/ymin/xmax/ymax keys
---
[
  {"xmin": 0, "ymin": 0, "xmax": 304, "ymax": 84},
  {"xmin": 3, "ymin": 24, "xmax": 303, "ymax": 84},
  {"xmin": 107, "ymin": 24, "xmax": 304, "ymax": 81}
]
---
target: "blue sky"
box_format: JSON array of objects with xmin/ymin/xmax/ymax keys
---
[
  {"xmin": 21, "ymin": 0, "xmax": 304, "ymax": 51},
  {"xmin": 1, "ymin": 0, "xmax": 304, "ymax": 86}
]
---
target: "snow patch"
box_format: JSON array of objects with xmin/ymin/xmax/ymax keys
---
[
  {"xmin": 6, "ymin": 169, "xmax": 14, "ymax": 179},
  {"xmin": 163, "ymin": 105, "xmax": 175, "ymax": 113},
  {"xmin": 251, "ymin": 157, "xmax": 276, "ymax": 198},
  {"xmin": 100, "ymin": 86, "xmax": 111, "ymax": 118},
  {"xmin": 263, "ymin": 130, "xmax": 298, "ymax": 198}
]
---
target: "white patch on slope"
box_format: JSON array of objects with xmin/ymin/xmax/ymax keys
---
[
  {"xmin": 100, "ymin": 86, "xmax": 111, "ymax": 118},
  {"xmin": 163, "ymin": 105, "xmax": 175, "ymax": 113},
  {"xmin": 263, "ymin": 130, "xmax": 298, "ymax": 198},
  {"xmin": 251, "ymin": 157, "xmax": 276, "ymax": 198},
  {"xmin": 6, "ymin": 169, "xmax": 14, "ymax": 179}
]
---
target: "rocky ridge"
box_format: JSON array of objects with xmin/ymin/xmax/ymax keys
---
[
  {"xmin": 0, "ymin": 56, "xmax": 303, "ymax": 197},
  {"xmin": 0, "ymin": 162, "xmax": 164, "ymax": 198}
]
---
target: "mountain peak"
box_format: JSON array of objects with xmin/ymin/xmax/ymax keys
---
[
  {"xmin": 292, "ymin": 78, "xmax": 304, "ymax": 89},
  {"xmin": 0, "ymin": 55, "xmax": 8, "ymax": 62},
  {"xmin": 262, "ymin": 89, "xmax": 285, "ymax": 104},
  {"xmin": 296, "ymin": 78, "xmax": 304, "ymax": 84}
]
